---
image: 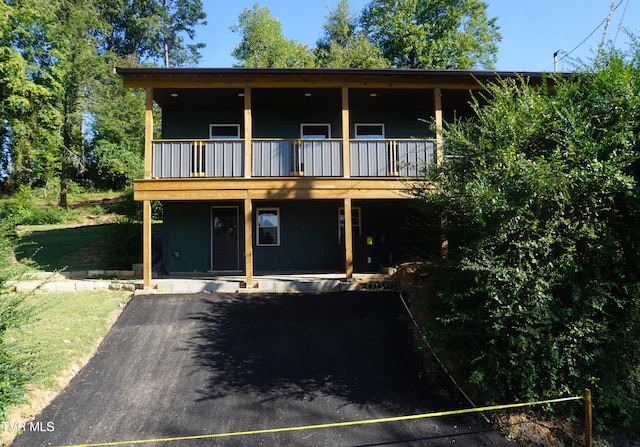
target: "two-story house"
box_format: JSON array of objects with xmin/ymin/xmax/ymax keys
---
[{"xmin": 117, "ymin": 67, "xmax": 546, "ymax": 289}]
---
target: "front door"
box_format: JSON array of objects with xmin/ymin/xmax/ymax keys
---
[{"xmin": 211, "ymin": 206, "xmax": 239, "ymax": 271}]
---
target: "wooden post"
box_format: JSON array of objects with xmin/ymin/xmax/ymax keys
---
[
  {"xmin": 142, "ymin": 200, "xmax": 152, "ymax": 289},
  {"xmin": 145, "ymin": 87, "xmax": 154, "ymax": 179},
  {"xmin": 344, "ymin": 197, "xmax": 353, "ymax": 279},
  {"xmin": 244, "ymin": 87, "xmax": 252, "ymax": 178},
  {"xmin": 244, "ymin": 198, "xmax": 254, "ymax": 287},
  {"xmin": 434, "ymin": 87, "xmax": 448, "ymax": 258},
  {"xmin": 433, "ymin": 87, "xmax": 444, "ymax": 165},
  {"xmin": 342, "ymin": 86, "xmax": 350, "ymax": 178},
  {"xmin": 585, "ymin": 389, "xmax": 592, "ymax": 447}
]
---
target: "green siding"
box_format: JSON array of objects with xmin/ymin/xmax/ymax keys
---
[
  {"xmin": 354, "ymin": 200, "xmax": 412, "ymax": 270},
  {"xmin": 162, "ymin": 202, "xmax": 212, "ymax": 272},
  {"xmin": 160, "ymin": 200, "xmax": 413, "ymax": 274},
  {"xmin": 162, "ymin": 110, "xmax": 244, "ymax": 139},
  {"xmin": 161, "ymin": 107, "xmax": 434, "ymax": 140},
  {"xmin": 254, "ymin": 201, "xmax": 341, "ymax": 272},
  {"xmin": 252, "ymin": 109, "xmax": 342, "ymax": 139},
  {"xmin": 350, "ymin": 109, "xmax": 434, "ymax": 139}
]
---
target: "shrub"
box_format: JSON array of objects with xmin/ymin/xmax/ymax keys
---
[
  {"xmin": 102, "ymin": 217, "xmax": 142, "ymax": 269},
  {"xmin": 108, "ymin": 188, "xmax": 162, "ymax": 222},
  {"xmin": 0, "ymin": 186, "xmax": 71, "ymax": 225},
  {"xmin": 0, "ymin": 221, "xmax": 39, "ymax": 419},
  {"xmin": 408, "ymin": 48, "xmax": 640, "ymax": 433}
]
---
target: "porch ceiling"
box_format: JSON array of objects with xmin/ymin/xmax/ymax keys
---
[
  {"xmin": 155, "ymin": 88, "xmax": 244, "ymax": 110},
  {"xmin": 154, "ymin": 86, "xmax": 440, "ymax": 111}
]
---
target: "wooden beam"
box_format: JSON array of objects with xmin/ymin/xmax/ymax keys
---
[
  {"xmin": 434, "ymin": 87, "xmax": 444, "ymax": 165},
  {"xmin": 145, "ymin": 87, "xmax": 154, "ymax": 178},
  {"xmin": 344, "ymin": 198, "xmax": 353, "ymax": 279},
  {"xmin": 244, "ymin": 87, "xmax": 252, "ymax": 178},
  {"xmin": 134, "ymin": 177, "xmax": 412, "ymax": 191},
  {"xmin": 142, "ymin": 200, "xmax": 152, "ymax": 289},
  {"xmin": 244, "ymin": 198, "xmax": 253, "ymax": 287},
  {"xmin": 132, "ymin": 177, "xmax": 420, "ymax": 201},
  {"xmin": 342, "ymin": 86, "xmax": 350, "ymax": 178}
]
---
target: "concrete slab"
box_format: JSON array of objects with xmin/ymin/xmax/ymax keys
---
[{"xmin": 10, "ymin": 292, "xmax": 515, "ymax": 447}]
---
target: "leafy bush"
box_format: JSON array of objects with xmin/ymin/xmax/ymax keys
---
[
  {"xmin": 90, "ymin": 140, "xmax": 144, "ymax": 190},
  {"xmin": 408, "ymin": 47, "xmax": 640, "ymax": 433},
  {"xmin": 0, "ymin": 186, "xmax": 71, "ymax": 225},
  {"xmin": 102, "ymin": 217, "xmax": 142, "ymax": 269},
  {"xmin": 0, "ymin": 221, "xmax": 39, "ymax": 419},
  {"xmin": 109, "ymin": 188, "xmax": 162, "ymax": 222}
]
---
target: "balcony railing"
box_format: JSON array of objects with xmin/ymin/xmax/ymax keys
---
[
  {"xmin": 350, "ymin": 139, "xmax": 436, "ymax": 177},
  {"xmin": 252, "ymin": 139, "xmax": 343, "ymax": 177},
  {"xmin": 152, "ymin": 140, "xmax": 244, "ymax": 178},
  {"xmin": 151, "ymin": 138, "xmax": 435, "ymax": 179}
]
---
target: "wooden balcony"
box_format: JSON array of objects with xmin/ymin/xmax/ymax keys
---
[{"xmin": 150, "ymin": 138, "xmax": 436, "ymax": 179}]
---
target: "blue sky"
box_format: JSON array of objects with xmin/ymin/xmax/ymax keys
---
[{"xmin": 195, "ymin": 0, "xmax": 639, "ymax": 72}]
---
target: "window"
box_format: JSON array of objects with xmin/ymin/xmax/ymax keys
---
[
  {"xmin": 338, "ymin": 207, "xmax": 362, "ymax": 244},
  {"xmin": 209, "ymin": 124, "xmax": 240, "ymax": 139},
  {"xmin": 355, "ymin": 123, "xmax": 385, "ymax": 139},
  {"xmin": 301, "ymin": 123, "xmax": 331, "ymax": 139},
  {"xmin": 257, "ymin": 208, "xmax": 280, "ymax": 246}
]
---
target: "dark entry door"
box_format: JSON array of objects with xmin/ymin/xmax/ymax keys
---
[{"xmin": 211, "ymin": 207, "xmax": 239, "ymax": 271}]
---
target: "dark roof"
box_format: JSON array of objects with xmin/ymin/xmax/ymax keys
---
[{"xmin": 117, "ymin": 66, "xmax": 557, "ymax": 80}]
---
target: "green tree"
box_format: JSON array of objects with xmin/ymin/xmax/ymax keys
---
[
  {"xmin": 155, "ymin": 0, "xmax": 207, "ymax": 67},
  {"xmin": 47, "ymin": 0, "xmax": 107, "ymax": 207},
  {"xmin": 0, "ymin": 1, "xmax": 61, "ymax": 192},
  {"xmin": 96, "ymin": 0, "xmax": 207, "ymax": 67},
  {"xmin": 88, "ymin": 61, "xmax": 145, "ymax": 190},
  {"xmin": 360, "ymin": 0, "xmax": 501, "ymax": 69},
  {"xmin": 315, "ymin": 0, "xmax": 389, "ymax": 68},
  {"xmin": 409, "ymin": 47, "xmax": 640, "ymax": 431},
  {"xmin": 96, "ymin": 0, "xmax": 161, "ymax": 60},
  {"xmin": 231, "ymin": 3, "xmax": 314, "ymax": 68}
]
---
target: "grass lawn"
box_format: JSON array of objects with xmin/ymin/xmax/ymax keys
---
[
  {"xmin": 9, "ymin": 290, "xmax": 132, "ymax": 390},
  {"xmin": 16, "ymin": 224, "xmax": 114, "ymax": 272},
  {"xmin": 2, "ymin": 290, "xmax": 131, "ymax": 446}
]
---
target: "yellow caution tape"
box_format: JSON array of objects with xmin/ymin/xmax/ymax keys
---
[{"xmin": 55, "ymin": 395, "xmax": 583, "ymax": 447}]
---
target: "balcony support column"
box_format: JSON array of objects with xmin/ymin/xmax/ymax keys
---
[
  {"xmin": 434, "ymin": 87, "xmax": 444, "ymax": 165},
  {"xmin": 142, "ymin": 200, "xmax": 152, "ymax": 289},
  {"xmin": 244, "ymin": 197, "xmax": 254, "ymax": 287},
  {"xmin": 145, "ymin": 87, "xmax": 153, "ymax": 179},
  {"xmin": 344, "ymin": 197, "xmax": 354, "ymax": 279},
  {"xmin": 244, "ymin": 87, "xmax": 252, "ymax": 178},
  {"xmin": 434, "ymin": 87, "xmax": 448, "ymax": 258},
  {"xmin": 341, "ymin": 86, "xmax": 350, "ymax": 178}
]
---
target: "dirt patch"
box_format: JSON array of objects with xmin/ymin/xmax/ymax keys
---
[
  {"xmin": 494, "ymin": 413, "xmax": 574, "ymax": 446},
  {"xmin": 67, "ymin": 242, "xmax": 107, "ymax": 266}
]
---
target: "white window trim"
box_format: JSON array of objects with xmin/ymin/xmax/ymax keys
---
[
  {"xmin": 256, "ymin": 207, "xmax": 280, "ymax": 247},
  {"xmin": 354, "ymin": 123, "xmax": 385, "ymax": 139},
  {"xmin": 209, "ymin": 124, "xmax": 241, "ymax": 139},
  {"xmin": 338, "ymin": 207, "xmax": 362, "ymax": 244},
  {"xmin": 300, "ymin": 123, "xmax": 332, "ymax": 139}
]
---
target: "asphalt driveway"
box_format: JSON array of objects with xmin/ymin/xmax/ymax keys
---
[{"xmin": 11, "ymin": 291, "xmax": 515, "ymax": 447}]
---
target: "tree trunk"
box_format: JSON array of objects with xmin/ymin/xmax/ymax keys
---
[
  {"xmin": 60, "ymin": 112, "xmax": 73, "ymax": 210},
  {"xmin": 59, "ymin": 175, "xmax": 68, "ymax": 209}
]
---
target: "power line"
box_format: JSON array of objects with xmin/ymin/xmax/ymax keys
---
[
  {"xmin": 613, "ymin": 0, "xmax": 631, "ymax": 46},
  {"xmin": 558, "ymin": 0, "xmax": 625, "ymax": 64}
]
